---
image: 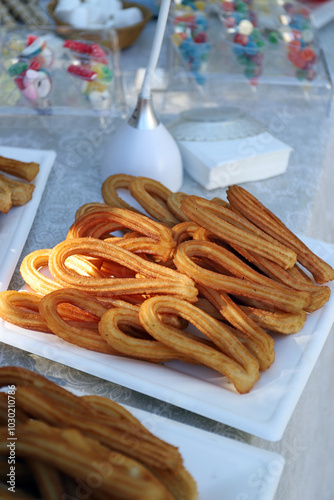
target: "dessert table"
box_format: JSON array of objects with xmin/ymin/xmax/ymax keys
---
[{"xmin": 0, "ymin": 10, "xmax": 334, "ymax": 500}]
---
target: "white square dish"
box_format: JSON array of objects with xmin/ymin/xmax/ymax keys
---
[{"xmin": 0, "ymin": 146, "xmax": 56, "ymax": 291}]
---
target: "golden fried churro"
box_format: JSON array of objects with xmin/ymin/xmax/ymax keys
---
[
  {"xmin": 172, "ymin": 221, "xmax": 199, "ymax": 245},
  {"xmin": 39, "ymin": 288, "xmax": 117, "ymax": 353},
  {"xmin": 181, "ymin": 195, "xmax": 297, "ymax": 269},
  {"xmin": 139, "ymin": 295, "xmax": 260, "ymax": 393},
  {"xmin": 288, "ymin": 263, "xmax": 314, "ymax": 284},
  {"xmin": 0, "ymin": 178, "xmax": 11, "ymax": 213},
  {"xmin": 29, "ymin": 461, "xmax": 65, "ymax": 500},
  {"xmin": 0, "ymin": 173, "xmax": 34, "ymax": 206},
  {"xmin": 0, "ymin": 155, "xmax": 39, "ymax": 181},
  {"xmin": 48, "ymin": 238, "xmax": 198, "ymax": 302},
  {"xmin": 211, "ymin": 197, "xmax": 231, "ymax": 209},
  {"xmin": 230, "ymin": 243, "xmax": 331, "ymax": 312},
  {"xmin": 194, "ymin": 297, "xmax": 223, "ymax": 319},
  {"xmin": 69, "ymin": 211, "xmax": 124, "ymax": 239},
  {"xmin": 68, "ymin": 206, "xmax": 176, "ymax": 263},
  {"xmin": 99, "ymin": 307, "xmax": 194, "ymax": 363},
  {"xmin": 0, "ymin": 392, "xmax": 28, "ymax": 425},
  {"xmin": 75, "ymin": 201, "xmax": 111, "ymax": 219},
  {"xmin": 20, "ymin": 249, "xmax": 60, "ymax": 296},
  {"xmin": 197, "ymin": 286, "xmax": 275, "ymax": 370},
  {"xmin": 64, "ymin": 254, "xmax": 108, "ymax": 278},
  {"xmin": 240, "ymin": 306, "xmax": 307, "ymax": 334},
  {"xmin": 14, "ymin": 386, "xmax": 181, "ymax": 473},
  {"xmin": 0, "ymin": 421, "xmax": 172, "ymax": 500},
  {"xmin": 83, "ymin": 395, "xmax": 198, "ymax": 500},
  {"xmin": 174, "ymin": 240, "xmax": 311, "ymax": 313},
  {"xmin": 0, "ymin": 290, "xmax": 51, "ymax": 332},
  {"xmin": 227, "ymin": 185, "xmax": 334, "ymax": 284},
  {"xmin": 150, "ymin": 464, "xmax": 199, "ymax": 500},
  {"xmin": 101, "ymin": 173, "xmax": 142, "ymax": 213},
  {"xmin": 0, "ymin": 366, "xmax": 187, "ymax": 477},
  {"xmin": 167, "ymin": 192, "xmax": 190, "ymax": 222},
  {"xmin": 82, "ymin": 393, "xmax": 150, "ymax": 428},
  {"xmin": 130, "ymin": 177, "xmax": 181, "ymax": 227},
  {"xmin": 0, "ymin": 461, "xmax": 32, "ymax": 492}
]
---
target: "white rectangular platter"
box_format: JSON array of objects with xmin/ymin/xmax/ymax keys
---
[
  {"xmin": 0, "ymin": 236, "xmax": 334, "ymax": 442},
  {"xmin": 121, "ymin": 405, "xmax": 284, "ymax": 500},
  {"xmin": 0, "ymin": 146, "xmax": 56, "ymax": 291}
]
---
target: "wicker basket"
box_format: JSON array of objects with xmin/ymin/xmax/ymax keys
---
[{"xmin": 47, "ymin": 0, "xmax": 153, "ymax": 50}]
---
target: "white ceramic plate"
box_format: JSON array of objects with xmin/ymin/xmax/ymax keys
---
[
  {"xmin": 0, "ymin": 146, "xmax": 56, "ymax": 291},
  {"xmin": 0, "ymin": 236, "xmax": 334, "ymax": 442},
  {"xmin": 116, "ymin": 405, "xmax": 284, "ymax": 500}
]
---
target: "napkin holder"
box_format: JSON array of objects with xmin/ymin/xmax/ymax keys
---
[{"xmin": 168, "ymin": 107, "xmax": 293, "ymax": 190}]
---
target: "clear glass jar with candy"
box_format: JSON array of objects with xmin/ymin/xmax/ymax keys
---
[{"xmin": 0, "ymin": 25, "xmax": 125, "ymax": 118}]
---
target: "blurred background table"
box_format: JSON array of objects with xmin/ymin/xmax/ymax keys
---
[{"xmin": 0, "ymin": 4, "xmax": 334, "ymax": 499}]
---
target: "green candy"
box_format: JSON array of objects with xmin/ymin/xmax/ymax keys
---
[
  {"xmin": 256, "ymin": 38, "xmax": 266, "ymax": 50},
  {"xmin": 101, "ymin": 66, "xmax": 113, "ymax": 83},
  {"xmin": 251, "ymin": 28, "xmax": 261, "ymax": 40},
  {"xmin": 8, "ymin": 61, "xmax": 28, "ymax": 77},
  {"xmin": 244, "ymin": 67, "xmax": 255, "ymax": 79},
  {"xmin": 237, "ymin": 54, "xmax": 249, "ymax": 65},
  {"xmin": 236, "ymin": 2, "xmax": 248, "ymax": 13},
  {"xmin": 268, "ymin": 31, "xmax": 279, "ymax": 44},
  {"xmin": 296, "ymin": 69, "xmax": 307, "ymax": 80}
]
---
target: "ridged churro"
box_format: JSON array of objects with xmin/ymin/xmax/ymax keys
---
[{"xmin": 227, "ymin": 185, "xmax": 334, "ymax": 283}]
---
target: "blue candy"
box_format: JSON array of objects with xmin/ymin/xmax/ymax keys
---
[{"xmin": 244, "ymin": 40, "xmax": 258, "ymax": 55}]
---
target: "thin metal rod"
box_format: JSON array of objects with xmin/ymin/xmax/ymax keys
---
[{"xmin": 139, "ymin": 0, "xmax": 171, "ymax": 100}]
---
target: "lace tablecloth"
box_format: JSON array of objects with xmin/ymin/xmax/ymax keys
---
[{"xmin": 0, "ymin": 16, "xmax": 334, "ymax": 500}]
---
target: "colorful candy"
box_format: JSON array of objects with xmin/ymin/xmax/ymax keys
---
[
  {"xmin": 7, "ymin": 34, "xmax": 53, "ymax": 103},
  {"xmin": 173, "ymin": 0, "xmax": 207, "ymax": 11},
  {"xmin": 64, "ymin": 40, "xmax": 113, "ymax": 108},
  {"xmin": 219, "ymin": 0, "xmax": 265, "ymax": 84},
  {"xmin": 21, "ymin": 69, "xmax": 52, "ymax": 101},
  {"xmin": 91, "ymin": 43, "xmax": 108, "ymax": 65},
  {"xmin": 21, "ymin": 36, "xmax": 46, "ymax": 57},
  {"xmin": 63, "ymin": 40, "xmax": 93, "ymax": 54},
  {"xmin": 270, "ymin": 0, "xmax": 318, "ymax": 81},
  {"xmin": 67, "ymin": 64, "xmax": 98, "ymax": 81},
  {"xmin": 171, "ymin": 10, "xmax": 211, "ymax": 84}
]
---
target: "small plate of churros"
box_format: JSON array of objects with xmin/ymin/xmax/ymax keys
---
[
  {"xmin": 0, "ymin": 146, "xmax": 56, "ymax": 291},
  {"xmin": 0, "ymin": 366, "xmax": 284, "ymax": 499}
]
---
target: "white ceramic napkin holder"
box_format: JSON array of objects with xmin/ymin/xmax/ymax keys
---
[{"xmin": 168, "ymin": 107, "xmax": 293, "ymax": 190}]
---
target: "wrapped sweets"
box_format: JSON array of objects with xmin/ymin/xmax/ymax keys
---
[
  {"xmin": 272, "ymin": 0, "xmax": 318, "ymax": 81},
  {"xmin": 64, "ymin": 40, "xmax": 113, "ymax": 109},
  {"xmin": 219, "ymin": 0, "xmax": 266, "ymax": 85},
  {"xmin": 171, "ymin": 9, "xmax": 211, "ymax": 84},
  {"xmin": 7, "ymin": 34, "xmax": 53, "ymax": 102}
]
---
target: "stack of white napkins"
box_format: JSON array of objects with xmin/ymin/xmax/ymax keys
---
[{"xmin": 168, "ymin": 108, "xmax": 293, "ymax": 190}]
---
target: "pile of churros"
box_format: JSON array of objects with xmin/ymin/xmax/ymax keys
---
[
  {"xmin": 0, "ymin": 174, "xmax": 333, "ymax": 394},
  {"xmin": 0, "ymin": 366, "xmax": 197, "ymax": 499},
  {"xmin": 0, "ymin": 155, "xmax": 39, "ymax": 213}
]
